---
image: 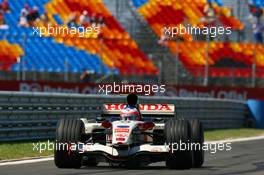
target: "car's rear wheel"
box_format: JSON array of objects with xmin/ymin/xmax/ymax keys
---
[
  {"xmin": 165, "ymin": 120, "xmax": 193, "ymax": 169},
  {"xmin": 189, "ymin": 119, "xmax": 204, "ymax": 167},
  {"xmin": 54, "ymin": 118, "xmax": 83, "ymax": 168}
]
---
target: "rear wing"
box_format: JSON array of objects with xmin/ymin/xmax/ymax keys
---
[{"xmin": 103, "ymin": 104, "xmax": 175, "ymax": 116}]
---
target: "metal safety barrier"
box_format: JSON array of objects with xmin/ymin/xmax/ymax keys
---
[{"xmin": 0, "ymin": 91, "xmax": 247, "ymax": 142}]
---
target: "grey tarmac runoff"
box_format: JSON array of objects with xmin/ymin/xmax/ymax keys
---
[{"xmin": 0, "ymin": 139, "xmax": 264, "ymax": 175}]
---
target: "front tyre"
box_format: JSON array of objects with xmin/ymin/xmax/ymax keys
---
[
  {"xmin": 189, "ymin": 119, "xmax": 204, "ymax": 168},
  {"xmin": 165, "ymin": 120, "xmax": 193, "ymax": 169},
  {"xmin": 54, "ymin": 118, "xmax": 84, "ymax": 168}
]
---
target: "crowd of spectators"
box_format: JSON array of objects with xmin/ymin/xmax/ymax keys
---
[
  {"xmin": 67, "ymin": 10, "xmax": 105, "ymax": 28},
  {"xmin": 201, "ymin": 0, "xmax": 264, "ymax": 44},
  {"xmin": 1, "ymin": 0, "xmax": 105, "ymax": 31},
  {"xmin": 18, "ymin": 4, "xmax": 51, "ymax": 27},
  {"xmin": 19, "ymin": 5, "xmax": 42, "ymax": 27}
]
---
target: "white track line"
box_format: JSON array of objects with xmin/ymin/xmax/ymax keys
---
[
  {"xmin": 205, "ymin": 135, "xmax": 264, "ymax": 144},
  {"xmin": 0, "ymin": 157, "xmax": 53, "ymax": 166},
  {"xmin": 1, "ymin": 135, "xmax": 264, "ymax": 166}
]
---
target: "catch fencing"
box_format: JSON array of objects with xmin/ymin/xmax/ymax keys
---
[{"xmin": 0, "ymin": 91, "xmax": 247, "ymax": 142}]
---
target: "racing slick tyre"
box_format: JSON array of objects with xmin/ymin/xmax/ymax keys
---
[
  {"xmin": 54, "ymin": 118, "xmax": 84, "ymax": 168},
  {"xmin": 189, "ymin": 119, "xmax": 204, "ymax": 168},
  {"xmin": 165, "ymin": 120, "xmax": 192, "ymax": 169}
]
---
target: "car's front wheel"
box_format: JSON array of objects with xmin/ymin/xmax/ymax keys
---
[
  {"xmin": 189, "ymin": 119, "xmax": 204, "ymax": 168},
  {"xmin": 54, "ymin": 118, "xmax": 83, "ymax": 168},
  {"xmin": 165, "ymin": 119, "xmax": 193, "ymax": 169}
]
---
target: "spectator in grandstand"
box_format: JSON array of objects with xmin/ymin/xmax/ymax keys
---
[
  {"xmin": 67, "ymin": 12, "xmax": 78, "ymax": 27},
  {"xmin": 0, "ymin": 10, "xmax": 8, "ymax": 29},
  {"xmin": 80, "ymin": 69, "xmax": 94, "ymax": 82},
  {"xmin": 158, "ymin": 28, "xmax": 169, "ymax": 46},
  {"xmin": 90, "ymin": 13, "xmax": 97, "ymax": 27},
  {"xmin": 202, "ymin": 2, "xmax": 216, "ymax": 24},
  {"xmin": 1, "ymin": 0, "xmax": 10, "ymax": 13},
  {"xmin": 253, "ymin": 18, "xmax": 264, "ymax": 43},
  {"xmin": 255, "ymin": 8, "xmax": 263, "ymax": 18},
  {"xmin": 79, "ymin": 10, "xmax": 90, "ymax": 26},
  {"xmin": 97, "ymin": 16, "xmax": 105, "ymax": 27},
  {"xmin": 40, "ymin": 11, "xmax": 49, "ymax": 25},
  {"xmin": 248, "ymin": 2, "xmax": 264, "ymax": 44},
  {"xmin": 0, "ymin": 4, "xmax": 3, "ymax": 14},
  {"xmin": 20, "ymin": 4, "xmax": 29, "ymax": 17},
  {"xmin": 27, "ymin": 6, "xmax": 40, "ymax": 26},
  {"xmin": 249, "ymin": 3, "xmax": 263, "ymax": 18},
  {"xmin": 32, "ymin": 6, "xmax": 40, "ymax": 20},
  {"xmin": 18, "ymin": 10, "xmax": 29, "ymax": 27},
  {"xmin": 230, "ymin": 7, "xmax": 234, "ymax": 17},
  {"xmin": 0, "ymin": 10, "xmax": 4, "ymax": 25}
]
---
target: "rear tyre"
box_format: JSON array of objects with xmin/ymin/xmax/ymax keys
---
[
  {"xmin": 54, "ymin": 118, "xmax": 83, "ymax": 168},
  {"xmin": 189, "ymin": 119, "xmax": 204, "ymax": 168},
  {"xmin": 165, "ymin": 120, "xmax": 193, "ymax": 169}
]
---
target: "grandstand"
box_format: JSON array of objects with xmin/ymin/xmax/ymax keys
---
[
  {"xmin": 132, "ymin": 0, "xmax": 263, "ymax": 78},
  {"xmin": 0, "ymin": 0, "xmax": 158, "ymax": 80},
  {"xmin": 0, "ymin": 0, "xmax": 264, "ymax": 87}
]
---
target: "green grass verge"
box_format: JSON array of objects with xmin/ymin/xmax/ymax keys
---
[
  {"xmin": 205, "ymin": 128, "xmax": 264, "ymax": 141},
  {"xmin": 0, "ymin": 128, "xmax": 264, "ymax": 161},
  {"xmin": 0, "ymin": 140, "xmax": 53, "ymax": 161}
]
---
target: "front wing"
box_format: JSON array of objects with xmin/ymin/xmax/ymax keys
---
[{"xmin": 78, "ymin": 143, "xmax": 170, "ymax": 157}]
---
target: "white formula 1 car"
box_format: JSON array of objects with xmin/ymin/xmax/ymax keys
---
[{"xmin": 54, "ymin": 103, "xmax": 204, "ymax": 169}]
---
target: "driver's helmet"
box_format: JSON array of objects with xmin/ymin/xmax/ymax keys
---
[{"xmin": 120, "ymin": 106, "xmax": 140, "ymax": 121}]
